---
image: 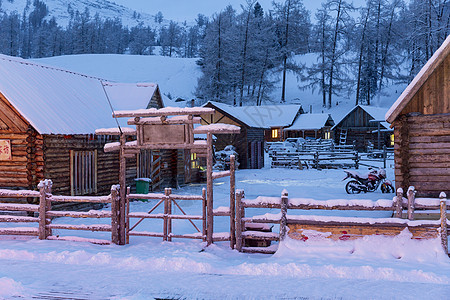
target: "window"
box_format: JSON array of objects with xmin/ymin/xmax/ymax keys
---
[
  {"xmin": 191, "ymin": 152, "xmax": 199, "ymax": 169},
  {"xmin": 324, "ymin": 131, "xmax": 331, "ymax": 140},
  {"xmin": 390, "ymin": 134, "xmax": 394, "ymax": 147},
  {"xmin": 70, "ymin": 150, "xmax": 97, "ymax": 195},
  {"xmin": 271, "ymin": 128, "xmax": 279, "ymax": 139}
]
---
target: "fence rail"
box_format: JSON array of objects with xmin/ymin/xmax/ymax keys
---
[
  {"xmin": 235, "ymin": 188, "xmax": 449, "ymax": 255},
  {"xmin": 0, "ymin": 180, "xmax": 118, "ymax": 245}
]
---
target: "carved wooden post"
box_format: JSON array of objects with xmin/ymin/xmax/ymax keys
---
[
  {"xmin": 280, "ymin": 190, "xmax": 288, "ymax": 241},
  {"xmin": 110, "ymin": 185, "xmax": 120, "ymax": 245},
  {"xmin": 202, "ymin": 188, "xmax": 207, "ymax": 242},
  {"xmin": 407, "ymin": 186, "xmax": 415, "ymax": 221},
  {"xmin": 440, "ymin": 192, "xmax": 448, "ymax": 256},
  {"xmin": 118, "ymin": 133, "xmax": 127, "ymax": 245},
  {"xmin": 395, "ymin": 188, "xmax": 403, "ymax": 218},
  {"xmin": 38, "ymin": 180, "xmax": 47, "ymax": 240},
  {"xmin": 163, "ymin": 188, "xmax": 171, "ymax": 241},
  {"xmin": 229, "ymin": 155, "xmax": 236, "ymax": 249},
  {"xmin": 235, "ymin": 190, "xmax": 244, "ymax": 252},
  {"xmin": 206, "ymin": 132, "xmax": 213, "ymax": 245}
]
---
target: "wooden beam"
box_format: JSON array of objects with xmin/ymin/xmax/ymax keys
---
[
  {"xmin": 128, "ymin": 116, "xmax": 201, "ymax": 125},
  {"xmin": 114, "ymin": 107, "xmax": 215, "ymax": 118}
]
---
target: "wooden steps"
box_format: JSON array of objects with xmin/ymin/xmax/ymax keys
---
[{"xmin": 242, "ymin": 244, "xmax": 278, "ymax": 254}]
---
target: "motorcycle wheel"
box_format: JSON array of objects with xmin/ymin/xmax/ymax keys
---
[
  {"xmin": 345, "ymin": 180, "xmax": 361, "ymax": 194},
  {"xmin": 381, "ymin": 183, "xmax": 394, "ymax": 193}
]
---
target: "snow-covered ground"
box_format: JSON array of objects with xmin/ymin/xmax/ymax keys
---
[{"xmin": 1, "ymin": 159, "xmax": 449, "ymax": 299}]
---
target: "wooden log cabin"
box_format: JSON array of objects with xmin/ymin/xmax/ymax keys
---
[
  {"xmin": 0, "ymin": 54, "xmax": 185, "ymax": 198},
  {"xmin": 284, "ymin": 113, "xmax": 335, "ymax": 140},
  {"xmin": 386, "ymin": 35, "xmax": 450, "ymax": 198},
  {"xmin": 202, "ymin": 101, "xmax": 266, "ymax": 169},
  {"xmin": 332, "ymin": 105, "xmax": 393, "ymax": 151}
]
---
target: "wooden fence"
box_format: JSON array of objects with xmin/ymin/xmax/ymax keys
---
[
  {"xmin": 0, "ymin": 180, "xmax": 118, "ymax": 245},
  {"xmin": 271, "ymin": 150, "xmax": 359, "ymax": 169},
  {"xmin": 235, "ymin": 187, "xmax": 449, "ymax": 255}
]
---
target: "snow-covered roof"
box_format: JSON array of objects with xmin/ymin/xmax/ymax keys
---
[
  {"xmin": 332, "ymin": 105, "xmax": 390, "ymax": 130},
  {"xmin": 386, "ymin": 35, "xmax": 450, "ymax": 123},
  {"xmin": 205, "ymin": 101, "xmax": 302, "ymax": 128},
  {"xmin": 0, "ymin": 54, "xmax": 159, "ymax": 134},
  {"xmin": 285, "ymin": 113, "xmax": 333, "ymax": 131},
  {"xmin": 102, "ymin": 82, "xmax": 159, "ymax": 110}
]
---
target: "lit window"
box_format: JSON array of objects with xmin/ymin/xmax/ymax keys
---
[
  {"xmin": 324, "ymin": 131, "xmax": 331, "ymax": 139},
  {"xmin": 191, "ymin": 152, "xmax": 198, "ymax": 169},
  {"xmin": 271, "ymin": 129, "xmax": 279, "ymax": 139},
  {"xmin": 390, "ymin": 134, "xmax": 394, "ymax": 147},
  {"xmin": 70, "ymin": 150, "xmax": 97, "ymax": 196}
]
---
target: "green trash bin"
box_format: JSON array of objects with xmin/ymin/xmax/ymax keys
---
[{"xmin": 135, "ymin": 178, "xmax": 151, "ymax": 194}]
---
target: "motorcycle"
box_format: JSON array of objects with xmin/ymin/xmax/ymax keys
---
[{"xmin": 343, "ymin": 168, "xmax": 394, "ymax": 194}]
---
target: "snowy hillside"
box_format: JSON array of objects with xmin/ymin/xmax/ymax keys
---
[
  {"xmin": 34, "ymin": 54, "xmax": 202, "ymax": 105},
  {"xmin": 0, "ymin": 0, "xmax": 158, "ymax": 27},
  {"xmin": 34, "ymin": 52, "xmax": 406, "ymax": 122}
]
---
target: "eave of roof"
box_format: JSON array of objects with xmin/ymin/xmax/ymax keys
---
[{"xmin": 385, "ymin": 35, "xmax": 450, "ymax": 123}]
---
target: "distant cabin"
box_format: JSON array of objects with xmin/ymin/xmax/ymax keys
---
[
  {"xmin": 0, "ymin": 54, "xmax": 184, "ymax": 197},
  {"xmin": 332, "ymin": 105, "xmax": 393, "ymax": 151},
  {"xmin": 201, "ymin": 101, "xmax": 266, "ymax": 169},
  {"xmin": 385, "ymin": 35, "xmax": 450, "ymax": 197},
  {"xmin": 284, "ymin": 113, "xmax": 335, "ymax": 140}
]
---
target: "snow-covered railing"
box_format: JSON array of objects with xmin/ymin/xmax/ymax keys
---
[
  {"xmin": 235, "ymin": 188, "xmax": 449, "ymax": 255},
  {"xmin": 0, "ymin": 180, "xmax": 120, "ymax": 245},
  {"xmin": 0, "ymin": 188, "xmax": 41, "ymax": 237}
]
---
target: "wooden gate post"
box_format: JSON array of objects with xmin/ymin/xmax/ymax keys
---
[
  {"xmin": 118, "ymin": 133, "xmax": 127, "ymax": 245},
  {"xmin": 235, "ymin": 189, "xmax": 244, "ymax": 252},
  {"xmin": 229, "ymin": 155, "xmax": 236, "ymax": 249},
  {"xmin": 440, "ymin": 192, "xmax": 448, "ymax": 255},
  {"xmin": 395, "ymin": 188, "xmax": 403, "ymax": 218},
  {"xmin": 167, "ymin": 188, "xmax": 173, "ymax": 242},
  {"xmin": 110, "ymin": 185, "xmax": 120, "ymax": 245},
  {"xmin": 38, "ymin": 180, "xmax": 47, "ymax": 240},
  {"xmin": 163, "ymin": 188, "xmax": 171, "ymax": 241},
  {"xmin": 202, "ymin": 188, "xmax": 207, "ymax": 242},
  {"xmin": 280, "ymin": 190, "xmax": 288, "ymax": 241},
  {"xmin": 407, "ymin": 186, "xmax": 415, "ymax": 220},
  {"xmin": 206, "ymin": 132, "xmax": 213, "ymax": 245}
]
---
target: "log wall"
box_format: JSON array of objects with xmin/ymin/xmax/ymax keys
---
[
  {"xmin": 0, "ymin": 92, "xmax": 42, "ymax": 190},
  {"xmin": 401, "ymin": 54, "xmax": 450, "ymax": 116},
  {"xmin": 43, "ymin": 135, "xmax": 136, "ymax": 196},
  {"xmin": 393, "ymin": 113, "xmax": 450, "ymax": 197}
]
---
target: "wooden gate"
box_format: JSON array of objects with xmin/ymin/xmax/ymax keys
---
[{"xmin": 126, "ymin": 188, "xmax": 206, "ymax": 242}]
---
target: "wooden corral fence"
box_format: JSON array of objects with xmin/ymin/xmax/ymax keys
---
[
  {"xmin": 0, "ymin": 180, "xmax": 119, "ymax": 245},
  {"xmin": 271, "ymin": 150, "xmax": 359, "ymax": 169},
  {"xmin": 235, "ymin": 187, "xmax": 449, "ymax": 255},
  {"xmin": 358, "ymin": 146, "xmax": 394, "ymax": 169}
]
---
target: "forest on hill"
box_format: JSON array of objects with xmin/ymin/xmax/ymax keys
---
[{"xmin": 0, "ymin": 0, "xmax": 448, "ymax": 108}]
